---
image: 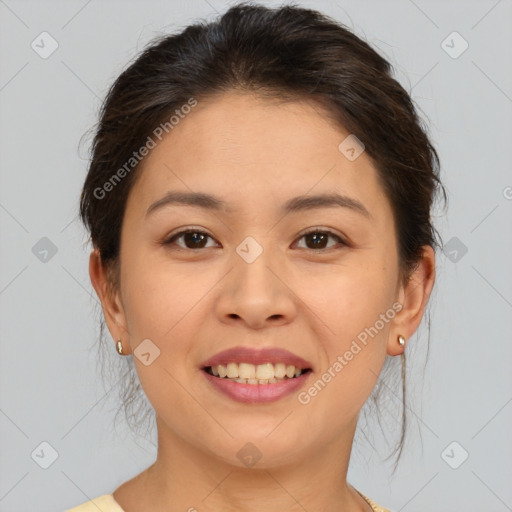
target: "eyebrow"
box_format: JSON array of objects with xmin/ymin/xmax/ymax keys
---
[{"xmin": 145, "ymin": 191, "xmax": 372, "ymax": 220}]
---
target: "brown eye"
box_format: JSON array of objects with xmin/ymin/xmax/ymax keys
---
[
  {"xmin": 163, "ymin": 228, "xmax": 346, "ymax": 252},
  {"xmin": 164, "ymin": 230, "xmax": 217, "ymax": 250},
  {"xmin": 295, "ymin": 229, "xmax": 346, "ymax": 251}
]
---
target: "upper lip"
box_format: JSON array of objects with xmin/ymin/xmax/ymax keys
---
[{"xmin": 201, "ymin": 346, "xmax": 313, "ymax": 370}]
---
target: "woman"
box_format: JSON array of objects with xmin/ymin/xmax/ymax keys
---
[{"xmin": 68, "ymin": 3, "xmax": 445, "ymax": 511}]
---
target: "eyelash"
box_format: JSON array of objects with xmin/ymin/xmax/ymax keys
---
[{"xmin": 162, "ymin": 227, "xmax": 348, "ymax": 252}]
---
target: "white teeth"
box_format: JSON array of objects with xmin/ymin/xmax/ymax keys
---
[
  {"xmin": 226, "ymin": 362, "xmax": 238, "ymax": 378},
  {"xmin": 208, "ymin": 362, "xmax": 307, "ymax": 383},
  {"xmin": 255, "ymin": 363, "xmax": 274, "ymax": 380},
  {"xmin": 239, "ymin": 363, "xmax": 256, "ymax": 379},
  {"xmin": 274, "ymin": 363, "xmax": 286, "ymax": 379}
]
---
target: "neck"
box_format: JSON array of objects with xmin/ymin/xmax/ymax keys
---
[{"xmin": 116, "ymin": 415, "xmax": 372, "ymax": 512}]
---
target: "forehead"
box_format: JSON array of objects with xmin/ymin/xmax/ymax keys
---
[{"xmin": 127, "ymin": 92, "xmax": 391, "ymax": 224}]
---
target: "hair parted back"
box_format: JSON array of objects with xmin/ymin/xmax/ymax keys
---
[{"xmin": 79, "ymin": 1, "xmax": 446, "ymax": 470}]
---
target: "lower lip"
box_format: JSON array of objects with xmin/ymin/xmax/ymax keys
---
[{"xmin": 201, "ymin": 369, "xmax": 312, "ymax": 403}]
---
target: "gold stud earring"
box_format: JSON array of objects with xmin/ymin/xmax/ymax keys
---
[
  {"xmin": 116, "ymin": 339, "xmax": 124, "ymax": 355},
  {"xmin": 397, "ymin": 334, "xmax": 406, "ymax": 347}
]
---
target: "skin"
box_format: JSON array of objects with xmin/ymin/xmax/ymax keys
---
[{"xmin": 89, "ymin": 91, "xmax": 435, "ymax": 512}]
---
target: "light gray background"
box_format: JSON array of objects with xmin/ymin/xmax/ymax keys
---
[{"xmin": 1, "ymin": 0, "xmax": 511, "ymax": 511}]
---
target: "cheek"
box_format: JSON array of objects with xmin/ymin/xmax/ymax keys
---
[
  {"xmin": 120, "ymin": 250, "xmax": 200, "ymax": 339},
  {"xmin": 296, "ymin": 276, "xmax": 393, "ymax": 421},
  {"xmin": 301, "ymin": 257, "xmax": 396, "ymax": 335},
  {"xmin": 297, "ymin": 259, "xmax": 395, "ymax": 394},
  {"xmin": 122, "ymin": 265, "xmax": 202, "ymax": 415}
]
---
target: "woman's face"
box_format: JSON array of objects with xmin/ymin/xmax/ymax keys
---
[{"xmin": 95, "ymin": 91, "xmax": 433, "ymax": 468}]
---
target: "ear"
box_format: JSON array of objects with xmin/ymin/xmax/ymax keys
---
[
  {"xmin": 387, "ymin": 245, "xmax": 436, "ymax": 356},
  {"xmin": 89, "ymin": 248, "xmax": 131, "ymax": 355}
]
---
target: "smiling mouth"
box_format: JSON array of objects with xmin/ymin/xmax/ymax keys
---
[{"xmin": 203, "ymin": 362, "xmax": 312, "ymax": 385}]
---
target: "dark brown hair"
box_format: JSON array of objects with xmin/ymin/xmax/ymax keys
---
[{"xmin": 79, "ymin": 1, "xmax": 447, "ymax": 470}]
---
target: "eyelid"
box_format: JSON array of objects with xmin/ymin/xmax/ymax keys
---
[
  {"xmin": 165, "ymin": 225, "xmax": 215, "ymax": 239},
  {"xmin": 296, "ymin": 226, "xmax": 345, "ymax": 240}
]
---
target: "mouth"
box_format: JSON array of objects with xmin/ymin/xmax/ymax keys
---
[
  {"xmin": 201, "ymin": 362, "xmax": 313, "ymax": 403},
  {"xmin": 199, "ymin": 346, "xmax": 314, "ymax": 402},
  {"xmin": 202, "ymin": 362, "xmax": 313, "ymax": 385}
]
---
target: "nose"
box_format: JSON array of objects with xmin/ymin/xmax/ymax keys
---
[{"xmin": 214, "ymin": 241, "xmax": 297, "ymax": 329}]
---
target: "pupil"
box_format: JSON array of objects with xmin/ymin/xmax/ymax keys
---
[
  {"xmin": 308, "ymin": 232, "xmax": 326, "ymax": 249},
  {"xmin": 186, "ymin": 232, "xmax": 206, "ymax": 248}
]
